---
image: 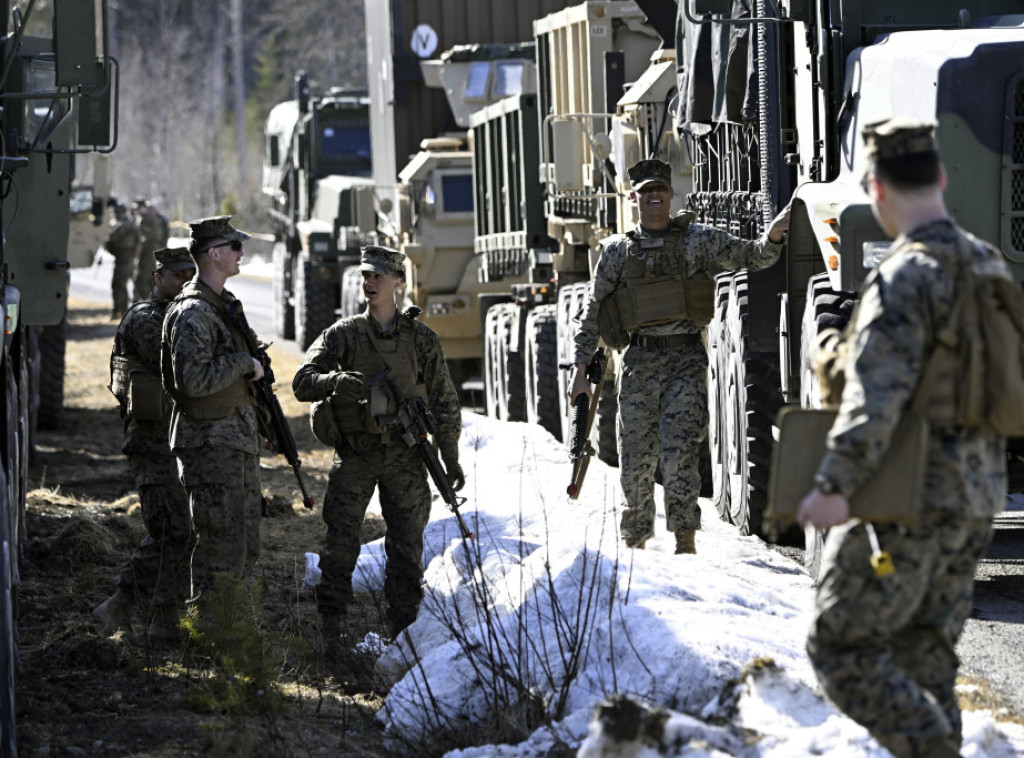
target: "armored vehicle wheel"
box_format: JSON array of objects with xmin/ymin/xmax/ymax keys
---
[
  {"xmin": 799, "ymin": 272, "xmax": 856, "ymax": 577},
  {"xmin": 36, "ymin": 318, "xmax": 66, "ymax": 431},
  {"xmin": 707, "ymin": 274, "xmax": 733, "ymax": 521},
  {"xmin": 524, "ymin": 305, "xmax": 561, "ymax": 440},
  {"xmin": 483, "ymin": 305, "xmax": 503, "ymax": 418},
  {"xmin": 339, "ymin": 265, "xmax": 365, "ymax": 318},
  {"xmin": 723, "ymin": 272, "xmax": 783, "ymax": 536},
  {"xmin": 800, "ymin": 272, "xmax": 855, "ymax": 409},
  {"xmin": 494, "ymin": 303, "xmax": 526, "ymax": 422},
  {"xmin": 556, "ymin": 283, "xmax": 588, "ymax": 445},
  {"xmin": 294, "ymin": 259, "xmax": 339, "ymax": 351},
  {"xmin": 0, "ymin": 469, "xmax": 16, "ymax": 758},
  {"xmin": 272, "ymin": 242, "xmax": 295, "ymax": 341}
]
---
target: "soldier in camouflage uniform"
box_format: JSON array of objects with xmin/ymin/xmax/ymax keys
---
[
  {"xmin": 94, "ymin": 247, "xmax": 196, "ymax": 639},
  {"xmin": 797, "ymin": 120, "xmax": 1008, "ymax": 758},
  {"xmin": 292, "ymin": 245, "xmax": 462, "ymax": 642},
  {"xmin": 162, "ymin": 216, "xmax": 265, "ymax": 602},
  {"xmin": 570, "ymin": 159, "xmax": 790, "ymax": 554},
  {"xmin": 105, "ymin": 203, "xmax": 141, "ymax": 320},
  {"xmin": 133, "ymin": 199, "xmax": 170, "ymax": 305}
]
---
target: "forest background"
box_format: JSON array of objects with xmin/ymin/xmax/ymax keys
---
[{"xmin": 32, "ymin": 0, "xmax": 368, "ymax": 235}]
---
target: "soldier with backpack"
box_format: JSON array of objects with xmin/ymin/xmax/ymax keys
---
[
  {"xmin": 797, "ymin": 119, "xmax": 1011, "ymax": 758},
  {"xmin": 94, "ymin": 247, "xmax": 196, "ymax": 640}
]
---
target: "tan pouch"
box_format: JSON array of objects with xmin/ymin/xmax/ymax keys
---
[{"xmin": 767, "ymin": 407, "xmax": 928, "ymax": 525}]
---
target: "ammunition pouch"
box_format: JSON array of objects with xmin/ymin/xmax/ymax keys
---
[
  {"xmin": 110, "ymin": 354, "xmax": 169, "ymax": 422},
  {"xmin": 596, "ymin": 294, "xmax": 630, "ymax": 349},
  {"xmin": 174, "ymin": 379, "xmax": 252, "ymax": 421}
]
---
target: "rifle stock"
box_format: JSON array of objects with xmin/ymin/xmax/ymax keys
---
[
  {"xmin": 228, "ymin": 302, "xmax": 315, "ymax": 509},
  {"xmin": 565, "ymin": 348, "xmax": 607, "ymax": 500}
]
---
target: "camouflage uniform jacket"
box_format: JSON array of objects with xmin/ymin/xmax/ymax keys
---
[
  {"xmin": 106, "ymin": 218, "xmax": 140, "ymax": 255},
  {"xmin": 116, "ymin": 295, "xmax": 173, "ymax": 456},
  {"xmin": 137, "ymin": 209, "xmax": 169, "ymax": 252},
  {"xmin": 815, "ymin": 218, "xmax": 1007, "ymax": 520},
  {"xmin": 292, "ymin": 310, "xmax": 461, "ymax": 447},
  {"xmin": 162, "ymin": 278, "xmax": 260, "ymax": 455},
  {"xmin": 573, "ymin": 218, "xmax": 782, "ymax": 364}
]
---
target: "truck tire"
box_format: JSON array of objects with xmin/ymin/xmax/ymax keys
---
[
  {"xmin": 800, "ymin": 272, "xmax": 855, "ymax": 408},
  {"xmin": 556, "ymin": 283, "xmax": 588, "ymax": 445},
  {"xmin": 483, "ymin": 305, "xmax": 502, "ymax": 418},
  {"xmin": 495, "ymin": 303, "xmax": 526, "ymax": 422},
  {"xmin": 339, "ymin": 265, "xmax": 365, "ymax": 318},
  {"xmin": 0, "ymin": 469, "xmax": 16, "ymax": 758},
  {"xmin": 36, "ymin": 318, "xmax": 66, "ymax": 431},
  {"xmin": 723, "ymin": 272, "xmax": 783, "ymax": 537},
  {"xmin": 294, "ymin": 259, "xmax": 338, "ymax": 351},
  {"xmin": 707, "ymin": 274, "xmax": 733, "ymax": 522},
  {"xmin": 799, "ymin": 273, "xmax": 855, "ymax": 576},
  {"xmin": 524, "ymin": 305, "xmax": 561, "ymax": 441},
  {"xmin": 272, "ymin": 242, "xmax": 295, "ymax": 341}
]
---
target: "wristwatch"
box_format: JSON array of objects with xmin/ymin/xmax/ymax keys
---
[{"xmin": 815, "ymin": 474, "xmax": 842, "ymax": 496}]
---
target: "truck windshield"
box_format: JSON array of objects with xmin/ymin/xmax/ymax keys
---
[{"xmin": 322, "ymin": 126, "xmax": 371, "ymax": 160}]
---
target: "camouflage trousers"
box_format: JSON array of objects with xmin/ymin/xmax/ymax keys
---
[
  {"xmin": 133, "ymin": 244, "xmax": 159, "ymax": 305},
  {"xmin": 110, "ymin": 246, "xmax": 135, "ymax": 317},
  {"xmin": 316, "ymin": 438, "xmax": 431, "ymax": 633},
  {"xmin": 114, "ymin": 452, "xmax": 193, "ymax": 608},
  {"xmin": 176, "ymin": 446, "xmax": 262, "ymax": 596},
  {"xmin": 807, "ymin": 513, "xmax": 993, "ymax": 758},
  {"xmin": 617, "ymin": 342, "xmax": 708, "ymax": 544}
]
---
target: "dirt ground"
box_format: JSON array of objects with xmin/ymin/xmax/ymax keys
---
[{"xmin": 16, "ymin": 300, "xmax": 393, "ymax": 757}]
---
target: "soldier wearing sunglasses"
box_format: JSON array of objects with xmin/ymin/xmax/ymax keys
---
[{"xmin": 160, "ymin": 216, "xmax": 265, "ymax": 620}]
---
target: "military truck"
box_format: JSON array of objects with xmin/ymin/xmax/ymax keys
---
[
  {"xmin": 0, "ymin": 0, "xmax": 117, "ymax": 752},
  {"xmin": 363, "ymin": 0, "xmax": 576, "ymax": 394},
  {"xmin": 263, "ymin": 73, "xmax": 375, "ymax": 349},
  {"xmin": 470, "ymin": 0, "xmax": 672, "ymax": 453},
  {"xmin": 671, "ymin": 1, "xmax": 1024, "ymax": 551}
]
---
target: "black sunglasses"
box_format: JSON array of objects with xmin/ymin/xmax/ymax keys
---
[{"xmin": 207, "ymin": 240, "xmax": 243, "ymax": 253}]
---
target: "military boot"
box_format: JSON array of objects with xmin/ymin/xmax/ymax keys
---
[
  {"xmin": 918, "ymin": 737, "xmax": 961, "ymax": 758},
  {"xmin": 674, "ymin": 529, "xmax": 697, "ymax": 555},
  {"xmin": 145, "ymin": 606, "xmax": 182, "ymax": 644},
  {"xmin": 321, "ymin": 612, "xmax": 348, "ymax": 662},
  {"xmin": 93, "ymin": 588, "xmax": 133, "ymax": 635}
]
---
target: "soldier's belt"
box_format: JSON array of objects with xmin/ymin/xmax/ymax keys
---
[{"xmin": 629, "ymin": 332, "xmax": 703, "ymax": 349}]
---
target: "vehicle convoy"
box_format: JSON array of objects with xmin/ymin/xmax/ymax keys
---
[
  {"xmin": 401, "ymin": 0, "xmax": 1024, "ymax": 552},
  {"xmin": 263, "ymin": 73, "xmax": 375, "ymax": 350},
  {"xmin": 361, "ymin": 0, "xmax": 578, "ymax": 393},
  {"xmin": 672, "ymin": 0, "xmax": 1024, "ymax": 544},
  {"xmin": 0, "ymin": 0, "xmax": 117, "ymax": 753}
]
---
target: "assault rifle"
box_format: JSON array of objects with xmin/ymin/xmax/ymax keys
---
[
  {"xmin": 227, "ymin": 301, "xmax": 315, "ymax": 509},
  {"xmin": 375, "ymin": 366, "xmax": 474, "ymax": 540},
  {"xmin": 563, "ymin": 348, "xmax": 608, "ymax": 499}
]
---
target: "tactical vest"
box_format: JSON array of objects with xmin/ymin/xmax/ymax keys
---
[
  {"xmin": 161, "ymin": 285, "xmax": 253, "ymax": 421},
  {"xmin": 109, "ymin": 302, "xmax": 169, "ymax": 422},
  {"xmin": 614, "ymin": 212, "xmax": 715, "ymax": 330},
  {"xmin": 312, "ymin": 312, "xmax": 428, "ymax": 445}
]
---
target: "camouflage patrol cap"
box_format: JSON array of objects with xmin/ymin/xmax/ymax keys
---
[
  {"xmin": 188, "ymin": 215, "xmax": 251, "ymax": 252},
  {"xmin": 153, "ymin": 246, "xmax": 195, "ymax": 272},
  {"xmin": 359, "ymin": 245, "xmax": 406, "ymax": 276},
  {"xmin": 862, "ymin": 118, "xmax": 938, "ymax": 162},
  {"xmin": 627, "ymin": 159, "xmax": 672, "ymax": 191}
]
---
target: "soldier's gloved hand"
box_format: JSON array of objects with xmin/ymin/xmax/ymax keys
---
[
  {"xmin": 330, "ymin": 371, "xmax": 367, "ymax": 401},
  {"xmin": 439, "ymin": 440, "xmax": 465, "ymax": 492}
]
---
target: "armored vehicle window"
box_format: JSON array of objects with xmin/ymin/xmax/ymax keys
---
[
  {"xmin": 439, "ymin": 173, "xmax": 474, "ymax": 215},
  {"xmin": 493, "ymin": 61, "xmax": 527, "ymax": 98},
  {"xmin": 465, "ymin": 62, "xmax": 491, "ymax": 101}
]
